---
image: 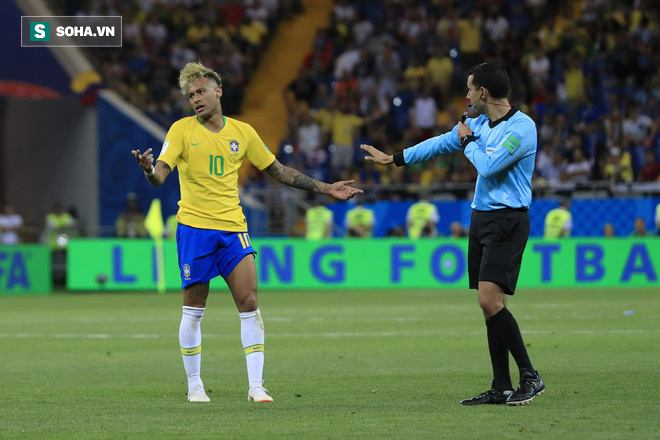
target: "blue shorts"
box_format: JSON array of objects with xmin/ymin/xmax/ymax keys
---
[{"xmin": 176, "ymin": 224, "xmax": 256, "ymax": 289}]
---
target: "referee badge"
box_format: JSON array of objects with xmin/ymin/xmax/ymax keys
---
[{"xmin": 503, "ymin": 135, "xmax": 520, "ymax": 154}]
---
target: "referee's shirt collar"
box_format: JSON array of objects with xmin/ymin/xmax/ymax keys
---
[{"xmin": 488, "ymin": 107, "xmax": 518, "ymax": 128}]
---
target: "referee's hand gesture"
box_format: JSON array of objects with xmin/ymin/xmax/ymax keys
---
[{"xmin": 361, "ymin": 144, "xmax": 393, "ymax": 166}]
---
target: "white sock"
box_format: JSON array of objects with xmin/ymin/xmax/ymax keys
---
[
  {"xmin": 179, "ymin": 306, "xmax": 205, "ymax": 391},
  {"xmin": 239, "ymin": 308, "xmax": 265, "ymax": 388}
]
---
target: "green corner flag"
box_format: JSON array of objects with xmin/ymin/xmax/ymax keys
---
[{"xmin": 145, "ymin": 198, "xmax": 166, "ymax": 294}]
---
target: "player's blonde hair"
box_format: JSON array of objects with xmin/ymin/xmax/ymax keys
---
[{"xmin": 178, "ymin": 61, "xmax": 222, "ymax": 95}]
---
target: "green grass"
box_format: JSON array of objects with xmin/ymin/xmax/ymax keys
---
[{"xmin": 1, "ymin": 288, "xmax": 659, "ymax": 439}]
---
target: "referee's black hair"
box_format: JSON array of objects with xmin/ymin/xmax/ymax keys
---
[{"xmin": 468, "ymin": 63, "xmax": 510, "ymax": 99}]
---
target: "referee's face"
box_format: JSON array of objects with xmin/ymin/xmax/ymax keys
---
[{"xmin": 466, "ymin": 75, "xmax": 485, "ymax": 114}]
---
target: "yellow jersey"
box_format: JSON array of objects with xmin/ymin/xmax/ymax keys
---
[
  {"xmin": 544, "ymin": 207, "xmax": 572, "ymax": 239},
  {"xmin": 305, "ymin": 206, "xmax": 333, "ymax": 240},
  {"xmin": 158, "ymin": 115, "xmax": 275, "ymax": 231}
]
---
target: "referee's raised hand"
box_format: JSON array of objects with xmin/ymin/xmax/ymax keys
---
[{"xmin": 361, "ymin": 144, "xmax": 393, "ymax": 165}]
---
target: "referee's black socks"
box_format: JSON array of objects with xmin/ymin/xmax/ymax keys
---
[
  {"xmin": 486, "ymin": 320, "xmax": 513, "ymax": 391},
  {"xmin": 487, "ymin": 307, "xmax": 534, "ymax": 377}
]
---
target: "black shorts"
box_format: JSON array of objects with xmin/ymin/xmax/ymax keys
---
[{"xmin": 468, "ymin": 208, "xmax": 530, "ymax": 295}]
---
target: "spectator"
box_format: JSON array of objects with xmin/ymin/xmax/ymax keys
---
[
  {"xmin": 622, "ymin": 105, "xmax": 655, "ymax": 149},
  {"xmin": 527, "ymin": 47, "xmax": 551, "ymax": 86},
  {"xmin": 406, "ymin": 199, "xmax": 439, "ymax": 239},
  {"xmin": 544, "ymin": 199, "xmax": 572, "ymax": 239},
  {"xmin": 0, "ymin": 202, "xmax": 23, "ymax": 245},
  {"xmin": 536, "ymin": 147, "xmax": 566, "ymax": 183},
  {"xmin": 345, "ymin": 200, "xmax": 375, "ymax": 238},
  {"xmin": 426, "ymin": 45, "xmax": 453, "ymax": 99},
  {"xmin": 287, "ymin": 67, "xmax": 318, "ymax": 107},
  {"xmin": 305, "ymin": 198, "xmax": 333, "ymax": 240},
  {"xmin": 603, "ymin": 222, "xmax": 616, "ymax": 237},
  {"xmin": 449, "ymin": 221, "xmax": 468, "ymax": 238},
  {"xmin": 631, "ymin": 217, "xmax": 647, "ymax": 236},
  {"xmin": 330, "ymin": 100, "xmax": 364, "ymax": 172},
  {"xmin": 333, "ymin": 0, "xmax": 356, "ymax": 22},
  {"xmin": 116, "ymin": 193, "xmax": 148, "ymax": 238},
  {"xmin": 387, "ymin": 225, "xmax": 406, "ymax": 237},
  {"xmin": 603, "ymin": 223, "xmax": 616, "ymax": 238},
  {"xmin": 484, "ymin": 7, "xmax": 510, "ymax": 44},
  {"xmin": 564, "ymin": 148, "xmax": 592, "ymax": 182},
  {"xmin": 45, "ymin": 202, "xmax": 76, "ymax": 250},
  {"xmin": 410, "ymin": 87, "xmax": 438, "ymax": 140},
  {"xmin": 638, "ymin": 150, "xmax": 660, "ymax": 182},
  {"xmin": 374, "ymin": 42, "xmax": 401, "ymax": 82},
  {"xmin": 359, "ymin": 84, "xmax": 389, "ymax": 122},
  {"xmin": 603, "ymin": 147, "xmax": 633, "ymax": 183},
  {"xmin": 297, "ymin": 108, "xmax": 323, "ymax": 159},
  {"xmin": 457, "ymin": 9, "xmax": 483, "ymax": 70},
  {"xmin": 334, "ymin": 43, "xmax": 361, "ymax": 79},
  {"xmin": 45, "ymin": 202, "xmax": 76, "ymax": 287}
]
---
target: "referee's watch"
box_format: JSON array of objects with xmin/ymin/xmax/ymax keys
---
[{"xmin": 460, "ymin": 134, "xmax": 477, "ymax": 148}]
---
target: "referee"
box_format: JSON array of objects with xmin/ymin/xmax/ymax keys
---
[{"xmin": 361, "ymin": 62, "xmax": 544, "ymax": 406}]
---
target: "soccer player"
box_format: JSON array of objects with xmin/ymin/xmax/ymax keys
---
[
  {"xmin": 132, "ymin": 62, "xmax": 362, "ymax": 403},
  {"xmin": 361, "ymin": 62, "xmax": 544, "ymax": 406}
]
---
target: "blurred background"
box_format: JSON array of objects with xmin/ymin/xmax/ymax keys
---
[{"xmin": 1, "ymin": 0, "xmax": 659, "ymax": 292}]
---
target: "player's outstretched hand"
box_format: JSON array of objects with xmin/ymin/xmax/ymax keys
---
[
  {"xmin": 131, "ymin": 148, "xmax": 154, "ymax": 174},
  {"xmin": 361, "ymin": 144, "xmax": 393, "ymax": 166},
  {"xmin": 329, "ymin": 180, "xmax": 363, "ymax": 201}
]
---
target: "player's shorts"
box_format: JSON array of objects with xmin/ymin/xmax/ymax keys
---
[
  {"xmin": 468, "ymin": 207, "xmax": 530, "ymax": 295},
  {"xmin": 176, "ymin": 224, "xmax": 256, "ymax": 289}
]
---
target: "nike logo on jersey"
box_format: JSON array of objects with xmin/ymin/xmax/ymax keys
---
[{"xmin": 191, "ymin": 142, "xmax": 203, "ymax": 146}]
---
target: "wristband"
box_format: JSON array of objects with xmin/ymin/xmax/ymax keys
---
[{"xmin": 460, "ymin": 135, "xmax": 477, "ymax": 148}]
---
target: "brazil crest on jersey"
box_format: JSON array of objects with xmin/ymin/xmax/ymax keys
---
[{"xmin": 157, "ymin": 115, "xmax": 276, "ymax": 231}]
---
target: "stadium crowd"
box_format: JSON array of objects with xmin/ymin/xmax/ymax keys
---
[
  {"xmin": 278, "ymin": 0, "xmax": 660, "ymax": 200},
  {"xmin": 37, "ymin": 0, "xmax": 660, "ymax": 240},
  {"xmin": 57, "ymin": 0, "xmax": 660, "ymax": 198},
  {"xmin": 56, "ymin": 0, "xmax": 302, "ymax": 124}
]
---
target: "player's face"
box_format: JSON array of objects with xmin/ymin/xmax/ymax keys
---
[
  {"xmin": 187, "ymin": 77, "xmax": 222, "ymax": 119},
  {"xmin": 466, "ymin": 75, "xmax": 485, "ymax": 114}
]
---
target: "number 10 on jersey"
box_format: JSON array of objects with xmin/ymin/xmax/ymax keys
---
[{"xmin": 209, "ymin": 155, "xmax": 224, "ymax": 176}]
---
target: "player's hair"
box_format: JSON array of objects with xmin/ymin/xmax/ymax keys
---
[
  {"xmin": 468, "ymin": 63, "xmax": 510, "ymax": 99},
  {"xmin": 178, "ymin": 61, "xmax": 222, "ymax": 95}
]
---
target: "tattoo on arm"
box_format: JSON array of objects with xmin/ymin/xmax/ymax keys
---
[
  {"xmin": 264, "ymin": 160, "xmax": 330, "ymax": 193},
  {"xmin": 148, "ymin": 161, "xmax": 171, "ymax": 187}
]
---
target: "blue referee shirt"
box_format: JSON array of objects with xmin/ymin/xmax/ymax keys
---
[{"xmin": 397, "ymin": 108, "xmax": 537, "ymax": 211}]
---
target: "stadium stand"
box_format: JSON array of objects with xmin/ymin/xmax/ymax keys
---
[
  {"xmin": 282, "ymin": 0, "xmax": 660, "ymax": 196},
  {"xmin": 53, "ymin": 0, "xmax": 303, "ymax": 126},
  {"xmin": 2, "ymin": 0, "xmax": 659, "ymax": 241}
]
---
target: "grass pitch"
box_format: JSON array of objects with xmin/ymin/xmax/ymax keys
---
[{"xmin": 1, "ymin": 288, "xmax": 658, "ymax": 439}]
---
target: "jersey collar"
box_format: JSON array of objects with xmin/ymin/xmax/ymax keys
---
[
  {"xmin": 197, "ymin": 115, "xmax": 227, "ymax": 133},
  {"xmin": 488, "ymin": 107, "xmax": 518, "ymax": 128}
]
